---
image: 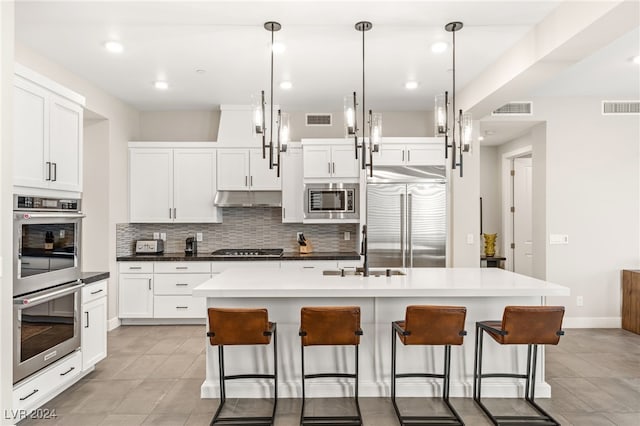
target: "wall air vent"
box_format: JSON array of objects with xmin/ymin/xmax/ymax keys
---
[
  {"xmin": 306, "ymin": 113, "xmax": 332, "ymax": 126},
  {"xmin": 492, "ymin": 102, "xmax": 533, "ymax": 116},
  {"xmin": 602, "ymin": 101, "xmax": 640, "ymax": 115}
]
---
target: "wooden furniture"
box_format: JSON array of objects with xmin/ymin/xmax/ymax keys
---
[
  {"xmin": 481, "ymin": 256, "xmax": 506, "ymax": 268},
  {"xmin": 622, "ymin": 270, "xmax": 640, "ymax": 334}
]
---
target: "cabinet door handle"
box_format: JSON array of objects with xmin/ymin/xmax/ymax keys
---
[
  {"xmin": 173, "ymin": 207, "xmax": 177, "ymax": 219},
  {"xmin": 90, "ymin": 289, "xmax": 104, "ymax": 295},
  {"xmin": 52, "ymin": 163, "xmax": 57, "ymax": 181},
  {"xmin": 407, "ymin": 150, "xmax": 411, "ymax": 162},
  {"xmin": 60, "ymin": 366, "xmax": 75, "ymax": 376},
  {"xmin": 148, "ymin": 278, "xmax": 152, "ymax": 290},
  {"xmin": 129, "ymin": 266, "xmax": 142, "ymax": 270},
  {"xmin": 19, "ymin": 389, "xmax": 39, "ymax": 401},
  {"xmin": 328, "ymin": 162, "xmax": 331, "ymax": 174},
  {"xmin": 175, "ymin": 266, "xmax": 188, "ymax": 270},
  {"xmin": 175, "ymin": 283, "xmax": 189, "ymax": 286},
  {"xmin": 245, "ymin": 176, "xmax": 248, "ymax": 186},
  {"xmin": 176, "ymin": 306, "xmax": 188, "ymax": 309},
  {"xmin": 250, "ymin": 176, "xmax": 253, "ymax": 186},
  {"xmin": 303, "ymin": 266, "xmax": 315, "ymax": 269},
  {"xmin": 85, "ymin": 311, "xmax": 89, "ymax": 328},
  {"xmin": 45, "ymin": 162, "xmax": 51, "ymax": 181},
  {"xmin": 332, "ymin": 162, "xmax": 335, "ymax": 174},
  {"xmin": 169, "ymin": 208, "xmax": 172, "ymax": 219},
  {"xmin": 402, "ymin": 150, "xmax": 404, "ymax": 162}
]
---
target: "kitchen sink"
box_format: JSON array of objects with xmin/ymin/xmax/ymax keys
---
[{"xmin": 323, "ymin": 268, "xmax": 405, "ymax": 277}]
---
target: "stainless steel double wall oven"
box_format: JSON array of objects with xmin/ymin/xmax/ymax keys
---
[{"xmin": 13, "ymin": 195, "xmax": 84, "ymax": 383}]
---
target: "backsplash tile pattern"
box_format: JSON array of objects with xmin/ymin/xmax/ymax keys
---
[{"xmin": 116, "ymin": 207, "xmax": 358, "ymax": 256}]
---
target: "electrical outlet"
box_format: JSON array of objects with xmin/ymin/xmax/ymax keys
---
[
  {"xmin": 196, "ymin": 232, "xmax": 203, "ymax": 242},
  {"xmin": 576, "ymin": 296, "xmax": 584, "ymax": 307},
  {"xmin": 59, "ymin": 230, "xmax": 65, "ymax": 238},
  {"xmin": 160, "ymin": 233, "xmax": 166, "ymax": 241},
  {"xmin": 153, "ymin": 232, "xmax": 160, "ymax": 239},
  {"xmin": 344, "ymin": 232, "xmax": 350, "ymax": 241}
]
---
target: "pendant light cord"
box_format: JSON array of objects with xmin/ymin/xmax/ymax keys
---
[{"xmin": 269, "ymin": 27, "xmax": 274, "ymax": 168}]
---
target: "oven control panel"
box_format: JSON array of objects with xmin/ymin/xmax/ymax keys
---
[{"xmin": 15, "ymin": 196, "xmax": 80, "ymax": 211}]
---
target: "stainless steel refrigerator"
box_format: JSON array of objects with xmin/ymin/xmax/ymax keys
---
[{"xmin": 367, "ymin": 166, "xmax": 446, "ymax": 268}]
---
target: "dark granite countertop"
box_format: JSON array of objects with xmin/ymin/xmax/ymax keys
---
[
  {"xmin": 116, "ymin": 251, "xmax": 361, "ymax": 262},
  {"xmin": 81, "ymin": 271, "xmax": 110, "ymax": 284}
]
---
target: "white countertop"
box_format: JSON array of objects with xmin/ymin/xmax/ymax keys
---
[{"xmin": 192, "ymin": 267, "xmax": 570, "ymax": 298}]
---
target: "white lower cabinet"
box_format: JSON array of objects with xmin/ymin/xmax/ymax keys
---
[
  {"xmin": 13, "ymin": 351, "xmax": 81, "ymax": 417},
  {"xmin": 118, "ymin": 273, "xmax": 154, "ymax": 318},
  {"xmin": 82, "ymin": 280, "xmax": 108, "ymax": 370}
]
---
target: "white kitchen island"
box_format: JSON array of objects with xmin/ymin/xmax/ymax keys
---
[{"xmin": 193, "ymin": 267, "xmax": 570, "ymax": 399}]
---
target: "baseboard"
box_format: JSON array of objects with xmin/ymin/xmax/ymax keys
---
[
  {"xmin": 107, "ymin": 317, "xmax": 121, "ymax": 331},
  {"xmin": 199, "ymin": 379, "xmax": 551, "ymax": 399},
  {"xmin": 563, "ymin": 316, "xmax": 621, "ymax": 328}
]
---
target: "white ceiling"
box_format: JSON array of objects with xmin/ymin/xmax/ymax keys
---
[{"xmin": 15, "ymin": 0, "xmax": 565, "ymax": 111}]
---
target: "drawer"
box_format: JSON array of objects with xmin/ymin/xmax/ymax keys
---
[
  {"xmin": 279, "ymin": 260, "xmax": 338, "ymax": 270},
  {"xmin": 154, "ymin": 262, "xmax": 211, "ymax": 274},
  {"xmin": 153, "ymin": 295, "xmax": 206, "ymax": 318},
  {"xmin": 82, "ymin": 280, "xmax": 108, "ymax": 304},
  {"xmin": 154, "ymin": 273, "xmax": 210, "ymax": 295},
  {"xmin": 13, "ymin": 351, "xmax": 81, "ymax": 413},
  {"xmin": 211, "ymin": 261, "xmax": 280, "ymax": 274},
  {"xmin": 119, "ymin": 262, "xmax": 153, "ymax": 273}
]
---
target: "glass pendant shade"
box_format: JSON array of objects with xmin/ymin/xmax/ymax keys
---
[
  {"xmin": 434, "ymin": 93, "xmax": 447, "ymax": 136},
  {"xmin": 252, "ymin": 92, "xmax": 265, "ymax": 135},
  {"xmin": 344, "ymin": 95, "xmax": 356, "ymax": 135},
  {"xmin": 461, "ymin": 111, "xmax": 473, "ymax": 152},
  {"xmin": 279, "ymin": 112, "xmax": 290, "ymax": 149},
  {"xmin": 370, "ymin": 112, "xmax": 382, "ymax": 144}
]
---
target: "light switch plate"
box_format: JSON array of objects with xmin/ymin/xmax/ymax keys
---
[
  {"xmin": 196, "ymin": 232, "xmax": 203, "ymax": 242},
  {"xmin": 160, "ymin": 233, "xmax": 166, "ymax": 241},
  {"xmin": 153, "ymin": 232, "xmax": 160, "ymax": 239},
  {"xmin": 550, "ymin": 234, "xmax": 569, "ymax": 245},
  {"xmin": 344, "ymin": 232, "xmax": 350, "ymax": 241}
]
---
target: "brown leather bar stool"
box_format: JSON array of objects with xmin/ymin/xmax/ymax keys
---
[
  {"xmin": 206, "ymin": 308, "xmax": 277, "ymax": 426},
  {"xmin": 392, "ymin": 305, "xmax": 467, "ymax": 426},
  {"xmin": 473, "ymin": 306, "xmax": 565, "ymax": 426},
  {"xmin": 299, "ymin": 306, "xmax": 363, "ymax": 426}
]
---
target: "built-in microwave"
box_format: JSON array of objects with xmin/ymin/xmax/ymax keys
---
[{"xmin": 304, "ymin": 183, "xmax": 359, "ymax": 220}]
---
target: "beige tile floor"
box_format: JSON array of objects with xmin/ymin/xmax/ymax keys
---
[{"xmin": 19, "ymin": 326, "xmax": 640, "ymax": 425}]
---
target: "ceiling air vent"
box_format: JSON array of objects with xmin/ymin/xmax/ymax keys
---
[
  {"xmin": 492, "ymin": 102, "xmax": 533, "ymax": 116},
  {"xmin": 306, "ymin": 113, "xmax": 332, "ymax": 126},
  {"xmin": 602, "ymin": 101, "xmax": 640, "ymax": 115}
]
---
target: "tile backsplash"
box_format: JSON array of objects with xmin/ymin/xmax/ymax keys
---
[{"xmin": 116, "ymin": 207, "xmax": 358, "ymax": 256}]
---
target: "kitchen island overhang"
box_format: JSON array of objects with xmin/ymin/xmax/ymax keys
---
[{"xmin": 193, "ymin": 267, "xmax": 570, "ymax": 399}]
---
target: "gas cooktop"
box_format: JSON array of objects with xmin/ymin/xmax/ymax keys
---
[{"xmin": 210, "ymin": 248, "xmax": 284, "ymax": 257}]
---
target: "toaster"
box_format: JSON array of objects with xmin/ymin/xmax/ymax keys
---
[{"xmin": 135, "ymin": 239, "xmax": 164, "ymax": 254}]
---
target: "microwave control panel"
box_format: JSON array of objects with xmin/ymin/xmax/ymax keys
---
[{"xmin": 15, "ymin": 196, "xmax": 80, "ymax": 211}]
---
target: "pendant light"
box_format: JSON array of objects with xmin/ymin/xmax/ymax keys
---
[
  {"xmin": 344, "ymin": 21, "xmax": 381, "ymax": 177},
  {"xmin": 252, "ymin": 21, "xmax": 283, "ymax": 171},
  {"xmin": 435, "ymin": 21, "xmax": 472, "ymax": 178}
]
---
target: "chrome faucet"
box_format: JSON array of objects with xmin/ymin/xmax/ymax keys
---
[{"xmin": 360, "ymin": 225, "xmax": 369, "ymax": 277}]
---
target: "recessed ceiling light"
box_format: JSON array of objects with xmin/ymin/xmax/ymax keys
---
[
  {"xmin": 272, "ymin": 42, "xmax": 286, "ymax": 54},
  {"xmin": 154, "ymin": 81, "xmax": 169, "ymax": 90},
  {"xmin": 405, "ymin": 81, "xmax": 419, "ymax": 90},
  {"xmin": 280, "ymin": 81, "xmax": 293, "ymax": 90},
  {"xmin": 633, "ymin": 55, "xmax": 640, "ymax": 65},
  {"xmin": 103, "ymin": 41, "xmax": 123, "ymax": 53},
  {"xmin": 431, "ymin": 41, "xmax": 448, "ymax": 54}
]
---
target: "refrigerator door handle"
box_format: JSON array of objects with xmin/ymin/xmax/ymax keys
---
[
  {"xmin": 408, "ymin": 193, "xmax": 413, "ymax": 267},
  {"xmin": 400, "ymin": 193, "xmax": 405, "ymax": 268}
]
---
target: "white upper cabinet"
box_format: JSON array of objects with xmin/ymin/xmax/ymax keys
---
[
  {"xmin": 281, "ymin": 144, "xmax": 304, "ymax": 223},
  {"xmin": 217, "ymin": 148, "xmax": 280, "ymax": 190},
  {"xmin": 301, "ymin": 139, "xmax": 360, "ymax": 181},
  {"xmin": 13, "ymin": 65, "xmax": 84, "ymax": 195},
  {"xmin": 129, "ymin": 143, "xmax": 221, "ymax": 223},
  {"xmin": 374, "ymin": 137, "xmax": 445, "ymax": 166}
]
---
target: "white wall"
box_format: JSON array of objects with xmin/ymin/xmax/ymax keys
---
[
  {"xmin": 15, "ymin": 43, "xmax": 140, "ymax": 324},
  {"xmin": 479, "ymin": 146, "xmax": 501, "ymax": 247},
  {"xmin": 0, "ymin": 2, "xmax": 14, "ymax": 422}
]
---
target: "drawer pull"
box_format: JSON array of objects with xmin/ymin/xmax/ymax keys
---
[
  {"xmin": 176, "ymin": 306, "xmax": 189, "ymax": 309},
  {"xmin": 129, "ymin": 266, "xmax": 142, "ymax": 270},
  {"xmin": 90, "ymin": 289, "xmax": 104, "ymax": 295},
  {"xmin": 60, "ymin": 366, "xmax": 75, "ymax": 376},
  {"xmin": 19, "ymin": 389, "xmax": 39, "ymax": 401},
  {"xmin": 303, "ymin": 266, "xmax": 315, "ymax": 269},
  {"xmin": 175, "ymin": 267, "xmax": 188, "ymax": 270},
  {"xmin": 175, "ymin": 283, "xmax": 189, "ymax": 286}
]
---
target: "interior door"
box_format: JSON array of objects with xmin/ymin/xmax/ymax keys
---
[
  {"xmin": 367, "ymin": 184, "xmax": 406, "ymax": 268},
  {"xmin": 513, "ymin": 157, "xmax": 533, "ymax": 276},
  {"xmin": 407, "ymin": 183, "xmax": 446, "ymax": 267}
]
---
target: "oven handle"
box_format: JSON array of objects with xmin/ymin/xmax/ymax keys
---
[
  {"xmin": 15, "ymin": 212, "xmax": 86, "ymax": 220},
  {"xmin": 14, "ymin": 282, "xmax": 83, "ymax": 307}
]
